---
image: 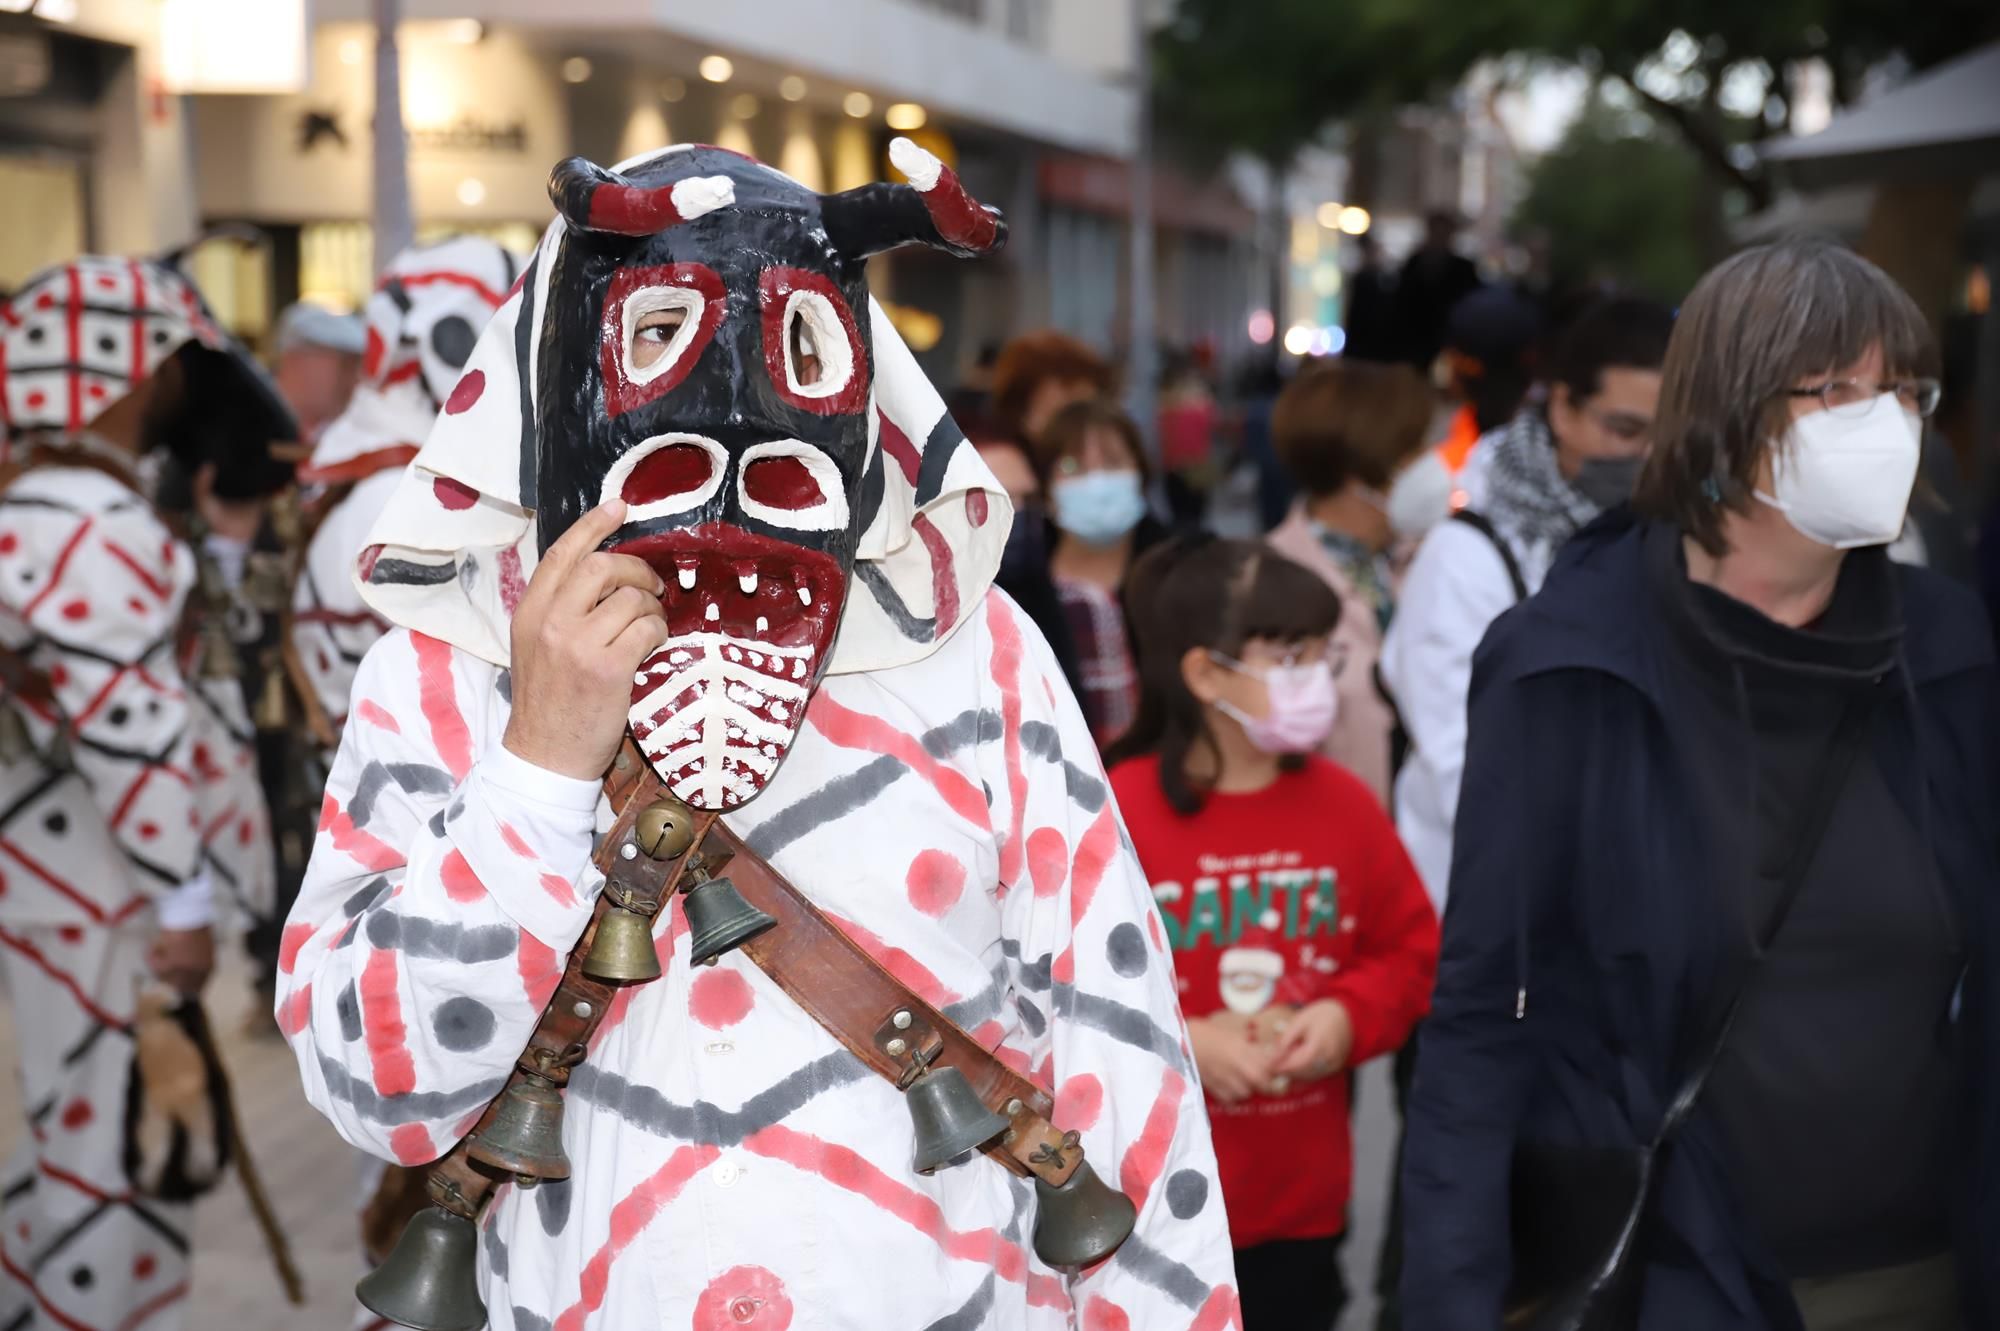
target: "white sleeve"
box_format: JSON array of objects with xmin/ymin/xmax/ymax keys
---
[{"xmin": 1379, "ymin": 521, "xmax": 1519, "ymax": 910}]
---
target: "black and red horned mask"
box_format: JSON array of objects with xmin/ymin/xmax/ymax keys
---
[{"xmin": 521, "ymin": 139, "xmax": 1004, "ymax": 809}]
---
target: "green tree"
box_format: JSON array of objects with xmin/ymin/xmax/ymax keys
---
[{"xmin": 1513, "ymin": 102, "xmax": 1708, "ymax": 303}]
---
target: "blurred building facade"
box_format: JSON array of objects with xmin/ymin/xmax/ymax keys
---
[{"xmin": 2, "ymin": 0, "xmax": 1259, "ymax": 391}]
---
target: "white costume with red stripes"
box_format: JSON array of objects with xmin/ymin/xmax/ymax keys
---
[
  {"xmin": 0, "ymin": 257, "xmax": 275, "ymax": 1331},
  {"xmin": 278, "ymin": 178, "xmax": 1241, "ymax": 1329}
]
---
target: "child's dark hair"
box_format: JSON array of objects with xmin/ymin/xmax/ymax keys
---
[{"xmin": 1105, "ymin": 535, "xmax": 1342, "ymax": 815}]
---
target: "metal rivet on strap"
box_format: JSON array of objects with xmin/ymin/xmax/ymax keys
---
[
  {"xmin": 619, "ymin": 843, "xmax": 637, "ymax": 860},
  {"xmin": 572, "ymin": 1000, "xmax": 594, "ymax": 1020},
  {"xmin": 892, "ymin": 1010, "xmax": 913, "ymax": 1030},
  {"xmin": 886, "ymin": 1038, "xmax": 908, "ymax": 1057},
  {"xmin": 1005, "ymin": 1098, "xmax": 1023, "ymax": 1116}
]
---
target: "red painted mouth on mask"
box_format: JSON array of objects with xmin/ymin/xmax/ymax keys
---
[{"xmin": 611, "ymin": 523, "xmax": 847, "ymax": 810}]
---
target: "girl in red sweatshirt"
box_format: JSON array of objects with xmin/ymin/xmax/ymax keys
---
[{"xmin": 1106, "ymin": 536, "xmax": 1438, "ymax": 1331}]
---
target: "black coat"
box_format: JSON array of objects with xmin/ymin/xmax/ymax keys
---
[{"xmin": 1400, "ymin": 510, "xmax": 2000, "ymax": 1330}]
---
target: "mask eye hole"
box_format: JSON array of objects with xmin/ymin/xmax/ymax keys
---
[
  {"xmin": 633, "ymin": 308, "xmax": 689, "ymax": 371},
  {"xmin": 759, "ymin": 267, "xmax": 866, "ymax": 415}
]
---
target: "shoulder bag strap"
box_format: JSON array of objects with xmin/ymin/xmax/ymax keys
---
[
  {"xmin": 1654, "ymin": 701, "xmax": 1873, "ymax": 1143},
  {"xmin": 1451, "ymin": 508, "xmax": 1529, "ymax": 603}
]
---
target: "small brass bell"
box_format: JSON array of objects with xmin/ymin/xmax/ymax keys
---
[
  {"xmin": 580, "ymin": 895, "xmax": 662, "ymax": 983},
  {"xmin": 683, "ymin": 876, "xmax": 776, "ymax": 967},
  {"xmin": 633, "ymin": 797, "xmax": 696, "ymax": 859},
  {"xmin": 466, "ymin": 1074, "xmax": 570, "ymax": 1180},
  {"xmin": 199, "ymin": 622, "xmax": 238, "ymax": 681},
  {"xmin": 356, "ymin": 1204, "xmax": 488, "ymax": 1331},
  {"xmin": 1031, "ymin": 1158, "xmax": 1138, "ymax": 1268},
  {"xmin": 254, "ymin": 653, "xmax": 291, "ymax": 730},
  {"xmin": 906, "ymin": 1065, "xmax": 1010, "ymax": 1173}
]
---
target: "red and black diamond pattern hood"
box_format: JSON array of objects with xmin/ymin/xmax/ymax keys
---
[{"xmin": 354, "ymin": 140, "xmax": 1011, "ymax": 810}]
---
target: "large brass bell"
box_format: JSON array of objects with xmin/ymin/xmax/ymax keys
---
[
  {"xmin": 633, "ymin": 798, "xmax": 696, "ymax": 859},
  {"xmin": 906, "ymin": 1065, "xmax": 1011, "ymax": 1173},
  {"xmin": 683, "ymin": 875, "xmax": 776, "ymax": 967},
  {"xmin": 1031, "ymin": 1158, "xmax": 1138, "ymax": 1268},
  {"xmin": 356, "ymin": 1203, "xmax": 488, "ymax": 1331},
  {"xmin": 465, "ymin": 1074, "xmax": 570, "ymax": 1180},
  {"xmin": 580, "ymin": 891, "xmax": 662, "ymax": 983}
]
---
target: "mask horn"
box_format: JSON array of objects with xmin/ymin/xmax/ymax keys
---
[
  {"xmin": 821, "ymin": 138, "xmax": 1007, "ymax": 263},
  {"xmin": 547, "ymin": 157, "xmax": 737, "ymax": 237}
]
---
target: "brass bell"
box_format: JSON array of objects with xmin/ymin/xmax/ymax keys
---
[
  {"xmin": 254, "ymin": 653, "xmax": 291, "ymax": 730},
  {"xmin": 580, "ymin": 897, "xmax": 662, "ymax": 983},
  {"xmin": 633, "ymin": 797, "xmax": 696, "ymax": 859},
  {"xmin": 683, "ymin": 876, "xmax": 776, "ymax": 967},
  {"xmin": 906, "ymin": 1065, "xmax": 1010, "ymax": 1173},
  {"xmin": 465, "ymin": 1074, "xmax": 570, "ymax": 1180},
  {"xmin": 1031, "ymin": 1158, "xmax": 1138, "ymax": 1268},
  {"xmin": 355, "ymin": 1204, "xmax": 488, "ymax": 1331},
  {"xmin": 199, "ymin": 621, "xmax": 238, "ymax": 681}
]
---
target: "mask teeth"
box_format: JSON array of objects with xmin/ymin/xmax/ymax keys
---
[
  {"xmin": 736, "ymin": 565, "xmax": 758, "ymax": 594},
  {"xmin": 677, "ymin": 562, "xmax": 698, "ymax": 591}
]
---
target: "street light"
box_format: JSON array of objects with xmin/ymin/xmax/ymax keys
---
[
  {"xmin": 1337, "ymin": 206, "xmax": 1372, "ymax": 236},
  {"xmin": 659, "ymin": 78, "xmax": 686, "ymax": 103},
  {"xmin": 1283, "ymin": 323, "xmax": 1316, "ymax": 357},
  {"xmin": 562, "ymin": 56, "xmax": 593, "ymax": 84},
  {"xmin": 843, "ymin": 91, "xmax": 873, "ymax": 119},
  {"xmin": 443, "ymin": 18, "xmax": 483, "ymax": 44},
  {"xmin": 730, "ymin": 93, "xmax": 759, "ymax": 120},
  {"xmin": 779, "ymin": 75, "xmax": 808, "ymax": 102},
  {"xmin": 699, "ymin": 54, "xmax": 734, "ymax": 83},
  {"xmin": 885, "ymin": 102, "xmax": 927, "ymax": 131},
  {"xmin": 1315, "ymin": 202, "xmax": 1344, "ymax": 230}
]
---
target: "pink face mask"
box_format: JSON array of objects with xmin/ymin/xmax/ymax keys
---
[{"xmin": 1208, "ymin": 652, "xmax": 1339, "ymax": 754}]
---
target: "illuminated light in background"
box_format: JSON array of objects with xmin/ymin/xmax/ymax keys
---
[
  {"xmin": 1283, "ymin": 323, "xmax": 1316, "ymax": 357},
  {"xmin": 716, "ymin": 119, "xmax": 755, "ymax": 157},
  {"xmin": 456, "ymin": 177, "xmax": 486, "ymax": 207},
  {"xmin": 659, "ymin": 78, "xmax": 686, "ymax": 103},
  {"xmin": 1312, "ymin": 264, "xmax": 1342, "ymax": 297},
  {"xmin": 160, "ymin": 0, "xmax": 307, "ymax": 92},
  {"xmin": 34, "ymin": 0, "xmax": 78, "ymax": 18},
  {"xmin": 443, "ymin": 18, "xmax": 484, "ymax": 44},
  {"xmin": 730, "ymin": 92, "xmax": 760, "ymax": 120},
  {"xmin": 1338, "ymin": 205, "xmax": 1373, "ymax": 236},
  {"xmin": 779, "ymin": 75, "xmax": 808, "ymax": 102},
  {"xmin": 699, "ymin": 54, "xmax": 734, "ymax": 83},
  {"xmin": 1311, "ymin": 326, "xmax": 1348, "ymax": 357},
  {"xmin": 779, "ymin": 121, "xmax": 826, "ymax": 191},
  {"xmin": 843, "ymin": 91, "xmax": 874, "ymax": 119},
  {"xmin": 1316, "ymin": 201, "xmax": 1344, "ymax": 230},
  {"xmin": 0, "ymin": 1, "xmax": 36, "ymax": 12},
  {"xmin": 338, "ymin": 36, "xmax": 365, "ymax": 66},
  {"xmin": 885, "ymin": 102, "xmax": 927, "ymax": 131},
  {"xmin": 1246, "ymin": 310, "xmax": 1276, "ymax": 345},
  {"xmin": 561, "ymin": 56, "xmax": 593, "ymax": 84}
]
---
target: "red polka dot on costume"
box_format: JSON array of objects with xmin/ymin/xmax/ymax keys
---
[
  {"xmin": 47, "ymin": 664, "xmax": 66, "ymax": 687},
  {"xmin": 57, "ymin": 926, "xmax": 83, "ymax": 945},
  {"xmin": 238, "ymin": 818, "xmax": 255, "ymax": 846},
  {"xmin": 904, "ymin": 849, "xmax": 966, "ymax": 918},
  {"xmin": 362, "ymin": 326, "xmax": 387, "ymax": 381},
  {"xmin": 60, "ymin": 1099, "xmax": 92, "ymax": 1131},
  {"xmin": 433, "ymin": 477, "xmax": 479, "ymax": 511},
  {"xmin": 1146, "ymin": 910, "xmax": 1163, "ymax": 952},
  {"xmin": 1082, "ymin": 1295, "xmax": 1133, "ymax": 1331},
  {"xmin": 24, "ymin": 390, "xmax": 47, "ymax": 409},
  {"xmin": 689, "ymin": 968, "xmax": 754, "ymax": 1030},
  {"xmin": 1027, "ymin": 827, "xmax": 1069, "ymax": 898},
  {"xmin": 88, "ymin": 383, "xmax": 107, "ymax": 401},
  {"xmin": 127, "ymin": 597, "xmax": 146, "ymax": 614},
  {"xmin": 966, "ymin": 490, "xmax": 989, "ymax": 527},
  {"xmin": 60, "ymin": 600, "xmax": 88, "ymax": 621},
  {"xmin": 693, "ymin": 1265, "xmax": 793, "ymax": 1331},
  {"xmin": 192, "ymin": 742, "xmax": 211, "ymax": 771},
  {"xmin": 34, "ymin": 292, "xmax": 54, "ymax": 310},
  {"xmin": 444, "ymin": 369, "xmax": 486, "ymax": 415},
  {"xmin": 0, "ymin": 533, "xmax": 15, "ymax": 555},
  {"xmin": 95, "ymin": 274, "xmax": 117, "ymax": 290},
  {"xmin": 133, "ymin": 1253, "xmax": 156, "ymax": 1279},
  {"xmin": 1054, "ymin": 1073, "xmax": 1105, "ymax": 1133},
  {"xmin": 137, "ymin": 821, "xmax": 159, "ymax": 841}
]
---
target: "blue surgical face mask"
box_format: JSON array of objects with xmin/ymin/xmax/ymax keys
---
[{"xmin": 1050, "ymin": 470, "xmax": 1147, "ymax": 546}]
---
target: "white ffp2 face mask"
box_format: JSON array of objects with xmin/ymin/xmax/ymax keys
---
[
  {"xmin": 1755, "ymin": 393, "xmax": 1921, "ymax": 550},
  {"xmin": 1385, "ymin": 449, "xmax": 1454, "ymax": 541}
]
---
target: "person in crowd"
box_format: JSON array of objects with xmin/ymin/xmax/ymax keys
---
[
  {"xmin": 1342, "ymin": 230, "xmax": 1402, "ymax": 364},
  {"xmin": 1402, "ymin": 238, "xmax": 1997, "ymax": 1330},
  {"xmin": 990, "ymin": 329, "xmax": 1116, "ymax": 451},
  {"xmin": 974, "ymin": 437, "xmax": 1085, "ymax": 697},
  {"xmin": 1157, "ymin": 345, "xmax": 1220, "ymax": 526},
  {"xmin": 0, "ymin": 255, "xmax": 290, "ymax": 1331},
  {"xmin": 1380, "ymin": 293, "xmax": 1673, "ymax": 913},
  {"xmin": 1266, "ymin": 360, "xmax": 1442, "ymax": 806},
  {"xmin": 1430, "ymin": 285, "xmax": 1545, "ymax": 507},
  {"xmin": 1394, "ymin": 211, "xmax": 1481, "ymax": 373},
  {"xmin": 1233, "ymin": 354, "xmax": 1292, "ymax": 532},
  {"xmin": 1034, "ymin": 397, "xmax": 1165, "ymax": 748},
  {"xmin": 1107, "ymin": 535, "xmax": 1437, "ymax": 1331},
  {"xmin": 279, "ymin": 140, "xmax": 1238, "ymax": 1328},
  {"xmin": 271, "ymin": 301, "xmax": 366, "ymax": 446}
]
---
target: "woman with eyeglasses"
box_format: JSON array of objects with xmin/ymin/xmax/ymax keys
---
[
  {"xmin": 1106, "ymin": 535, "xmax": 1437, "ymax": 1331},
  {"xmin": 1401, "ymin": 238, "xmax": 1996, "ymax": 1331}
]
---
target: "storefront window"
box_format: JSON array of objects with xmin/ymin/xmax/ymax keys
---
[{"xmin": 0, "ymin": 153, "xmax": 86, "ymax": 292}]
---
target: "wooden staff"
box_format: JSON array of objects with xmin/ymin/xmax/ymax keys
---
[{"xmin": 226, "ymin": 1108, "xmax": 306, "ymax": 1306}]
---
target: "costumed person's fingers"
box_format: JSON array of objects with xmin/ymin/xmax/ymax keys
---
[
  {"xmin": 586, "ymin": 586, "xmax": 663, "ymax": 643},
  {"xmin": 531, "ymin": 499, "xmax": 628, "ymax": 592},
  {"xmin": 566, "ymin": 553, "xmax": 665, "ymax": 619},
  {"xmin": 607, "ymin": 612, "xmax": 670, "ymax": 665}
]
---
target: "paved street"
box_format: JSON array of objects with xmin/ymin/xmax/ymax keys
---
[{"xmin": 0, "ymin": 951, "xmax": 1401, "ymax": 1329}]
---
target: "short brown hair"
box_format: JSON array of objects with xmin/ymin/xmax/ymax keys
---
[
  {"xmin": 1635, "ymin": 238, "xmax": 1935, "ymax": 556},
  {"xmin": 1271, "ymin": 361, "xmax": 1432, "ymax": 496},
  {"xmin": 990, "ymin": 332, "xmax": 1114, "ymax": 443},
  {"xmin": 1031, "ymin": 397, "xmax": 1152, "ymax": 491}
]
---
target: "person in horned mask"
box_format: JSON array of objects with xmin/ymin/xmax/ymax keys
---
[
  {"xmin": 277, "ymin": 139, "xmax": 1238, "ymax": 1327},
  {"xmin": 0, "ymin": 256, "xmax": 292, "ymax": 1330}
]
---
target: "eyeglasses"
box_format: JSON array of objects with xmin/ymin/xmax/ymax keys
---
[{"xmin": 1786, "ymin": 378, "xmax": 1942, "ymax": 419}]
